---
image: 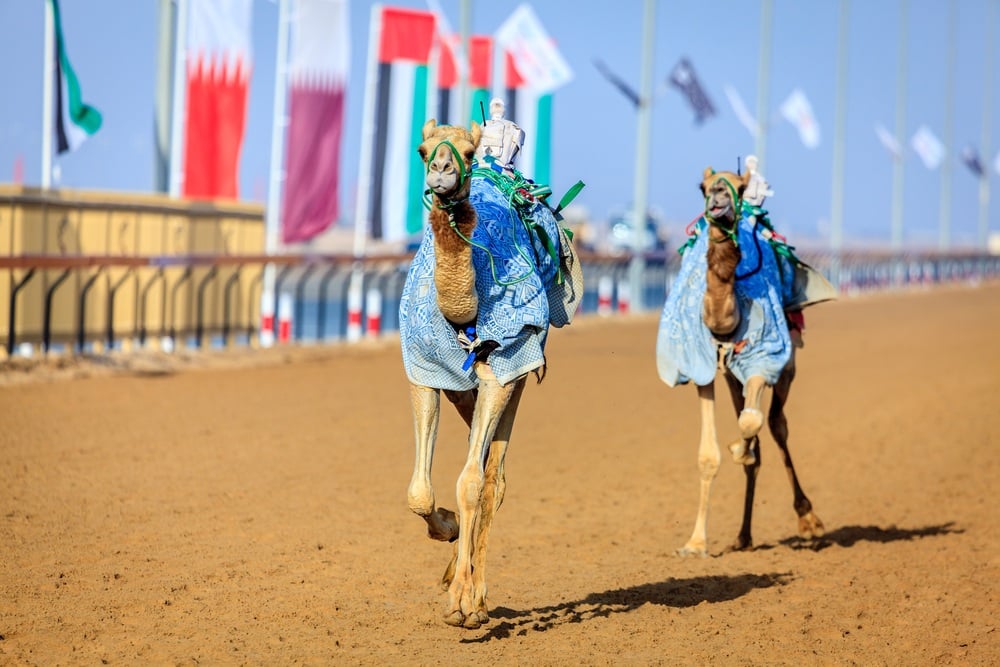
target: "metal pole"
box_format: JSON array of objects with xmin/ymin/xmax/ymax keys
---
[
  {"xmin": 629, "ymin": 0, "xmax": 656, "ymax": 313},
  {"xmin": 979, "ymin": 0, "xmax": 996, "ymax": 249},
  {"xmin": 167, "ymin": 0, "xmax": 188, "ymax": 197},
  {"xmin": 830, "ymin": 0, "xmax": 849, "ymax": 281},
  {"xmin": 261, "ymin": 0, "xmax": 291, "ymax": 348},
  {"xmin": 41, "ymin": 0, "xmax": 54, "ymax": 189},
  {"xmin": 459, "ymin": 0, "xmax": 471, "ymax": 124},
  {"xmin": 939, "ymin": 0, "xmax": 957, "ymax": 250},
  {"xmin": 755, "ymin": 0, "xmax": 774, "ymax": 170},
  {"xmin": 891, "ymin": 0, "xmax": 908, "ymax": 252},
  {"xmin": 153, "ymin": 0, "xmax": 176, "ymax": 193}
]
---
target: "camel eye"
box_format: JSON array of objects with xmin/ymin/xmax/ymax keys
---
[
  {"xmin": 464, "ymin": 150, "xmax": 475, "ymax": 162},
  {"xmin": 418, "ymin": 147, "xmax": 427, "ymax": 161}
]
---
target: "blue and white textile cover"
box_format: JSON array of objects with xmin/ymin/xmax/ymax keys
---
[
  {"xmin": 656, "ymin": 213, "xmax": 794, "ymax": 388},
  {"xmin": 400, "ymin": 174, "xmax": 569, "ymax": 390}
]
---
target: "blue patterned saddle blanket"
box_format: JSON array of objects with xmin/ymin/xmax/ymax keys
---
[
  {"xmin": 400, "ymin": 174, "xmax": 581, "ymax": 390},
  {"xmin": 655, "ymin": 213, "xmax": 795, "ymax": 387}
]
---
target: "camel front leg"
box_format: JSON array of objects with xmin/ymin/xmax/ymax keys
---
[
  {"xmin": 723, "ymin": 370, "xmax": 761, "ymax": 551},
  {"xmin": 678, "ymin": 380, "xmax": 721, "ymax": 557},
  {"xmin": 444, "ymin": 362, "xmax": 518, "ymax": 629},
  {"xmin": 407, "ymin": 383, "xmax": 459, "ymax": 542},
  {"xmin": 737, "ymin": 374, "xmax": 768, "ymax": 441}
]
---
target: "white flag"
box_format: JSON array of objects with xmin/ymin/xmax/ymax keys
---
[
  {"xmin": 874, "ymin": 123, "xmax": 902, "ymax": 160},
  {"xmin": 495, "ymin": 4, "xmax": 573, "ymax": 93},
  {"xmin": 911, "ymin": 125, "xmax": 945, "ymax": 170},
  {"xmin": 780, "ymin": 88, "xmax": 820, "ymax": 149},
  {"xmin": 723, "ymin": 84, "xmax": 758, "ymax": 138}
]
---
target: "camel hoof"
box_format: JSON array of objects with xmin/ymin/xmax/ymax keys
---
[
  {"xmin": 443, "ymin": 610, "xmax": 466, "ymax": 627},
  {"xmin": 728, "ymin": 536, "xmax": 753, "ymax": 552},
  {"xmin": 738, "ymin": 408, "xmax": 764, "ymax": 439},
  {"xmin": 426, "ymin": 507, "xmax": 459, "ymax": 542},
  {"xmin": 463, "ymin": 613, "xmax": 484, "ymax": 629},
  {"xmin": 798, "ymin": 512, "xmax": 826, "ymax": 539},
  {"xmin": 728, "ymin": 440, "xmax": 757, "ymax": 465},
  {"xmin": 675, "ymin": 545, "xmax": 708, "ymax": 558}
]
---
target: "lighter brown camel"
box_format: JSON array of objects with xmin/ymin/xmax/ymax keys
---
[
  {"xmin": 677, "ymin": 166, "xmax": 825, "ymax": 557},
  {"xmin": 404, "ymin": 119, "xmax": 528, "ymax": 629}
]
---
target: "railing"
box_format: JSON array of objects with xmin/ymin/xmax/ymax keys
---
[{"xmin": 2, "ymin": 248, "xmax": 999, "ymax": 358}]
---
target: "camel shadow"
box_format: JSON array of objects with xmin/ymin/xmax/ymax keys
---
[
  {"xmin": 775, "ymin": 522, "xmax": 963, "ymax": 552},
  {"xmin": 461, "ymin": 571, "xmax": 793, "ymax": 643}
]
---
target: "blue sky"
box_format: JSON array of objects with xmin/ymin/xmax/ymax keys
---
[{"xmin": 1, "ymin": 0, "xmax": 998, "ymax": 251}]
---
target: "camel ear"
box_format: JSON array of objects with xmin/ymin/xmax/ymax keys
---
[
  {"xmin": 422, "ymin": 118, "xmax": 438, "ymax": 141},
  {"xmin": 738, "ymin": 168, "xmax": 752, "ymax": 198},
  {"xmin": 702, "ymin": 167, "xmax": 715, "ymax": 180},
  {"xmin": 469, "ymin": 121, "xmax": 482, "ymax": 147}
]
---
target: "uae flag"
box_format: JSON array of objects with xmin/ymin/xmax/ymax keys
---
[
  {"xmin": 357, "ymin": 6, "xmax": 436, "ymax": 242},
  {"xmin": 502, "ymin": 49, "xmax": 553, "ymax": 185},
  {"xmin": 50, "ymin": 0, "xmax": 102, "ymax": 154},
  {"xmin": 467, "ymin": 36, "xmax": 493, "ymax": 125},
  {"xmin": 182, "ymin": 0, "xmax": 252, "ymax": 199},
  {"xmin": 432, "ymin": 31, "xmax": 460, "ymax": 125},
  {"xmin": 281, "ymin": 0, "xmax": 349, "ymax": 244}
]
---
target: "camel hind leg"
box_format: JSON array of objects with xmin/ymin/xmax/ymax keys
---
[
  {"xmin": 444, "ymin": 363, "xmax": 519, "ymax": 628},
  {"xmin": 769, "ymin": 352, "xmax": 825, "ymax": 540}
]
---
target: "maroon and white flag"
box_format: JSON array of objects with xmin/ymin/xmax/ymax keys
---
[
  {"xmin": 281, "ymin": 0, "xmax": 349, "ymax": 244},
  {"xmin": 182, "ymin": 0, "xmax": 252, "ymax": 199}
]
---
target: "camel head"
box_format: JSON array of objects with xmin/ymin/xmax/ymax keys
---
[
  {"xmin": 700, "ymin": 167, "xmax": 751, "ymax": 231},
  {"xmin": 418, "ymin": 120, "xmax": 483, "ymax": 203}
]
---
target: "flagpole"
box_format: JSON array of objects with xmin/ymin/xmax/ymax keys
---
[
  {"xmin": 154, "ymin": 0, "xmax": 175, "ymax": 193},
  {"xmin": 754, "ymin": 0, "xmax": 773, "ymax": 169},
  {"xmin": 41, "ymin": 0, "xmax": 55, "ymax": 189},
  {"xmin": 260, "ymin": 0, "xmax": 291, "ymax": 348},
  {"xmin": 978, "ymin": 0, "xmax": 996, "ymax": 249},
  {"xmin": 168, "ymin": 0, "xmax": 188, "ymax": 197},
  {"xmin": 459, "ymin": 0, "xmax": 471, "ymax": 124},
  {"xmin": 629, "ymin": 0, "xmax": 656, "ymax": 313},
  {"xmin": 830, "ymin": 0, "xmax": 849, "ymax": 278},
  {"xmin": 891, "ymin": 0, "xmax": 908, "ymax": 253},
  {"xmin": 938, "ymin": 0, "xmax": 957, "ymax": 251}
]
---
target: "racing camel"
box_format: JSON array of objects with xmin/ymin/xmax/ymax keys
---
[
  {"xmin": 400, "ymin": 112, "xmax": 582, "ymax": 627},
  {"xmin": 656, "ymin": 163, "xmax": 834, "ymax": 555}
]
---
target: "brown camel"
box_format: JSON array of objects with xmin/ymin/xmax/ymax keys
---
[
  {"xmin": 671, "ymin": 166, "xmax": 826, "ymax": 556},
  {"xmin": 402, "ymin": 118, "xmax": 571, "ymax": 628}
]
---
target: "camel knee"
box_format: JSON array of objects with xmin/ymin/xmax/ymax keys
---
[
  {"xmin": 407, "ymin": 479, "xmax": 435, "ymax": 517},
  {"xmin": 457, "ymin": 465, "xmax": 485, "ymax": 509},
  {"xmin": 698, "ymin": 453, "xmax": 721, "ymax": 479}
]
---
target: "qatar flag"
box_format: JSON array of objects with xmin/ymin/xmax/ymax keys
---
[
  {"xmin": 281, "ymin": 0, "xmax": 350, "ymax": 244},
  {"xmin": 182, "ymin": 0, "xmax": 252, "ymax": 200}
]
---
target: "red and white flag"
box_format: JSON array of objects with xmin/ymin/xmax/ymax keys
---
[
  {"xmin": 281, "ymin": 0, "xmax": 350, "ymax": 243},
  {"xmin": 182, "ymin": 0, "xmax": 252, "ymax": 199},
  {"xmin": 780, "ymin": 88, "xmax": 820, "ymax": 149}
]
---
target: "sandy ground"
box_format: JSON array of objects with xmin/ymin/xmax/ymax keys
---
[{"xmin": 1, "ymin": 282, "xmax": 998, "ymax": 666}]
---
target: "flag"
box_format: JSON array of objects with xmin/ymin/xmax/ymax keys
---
[
  {"xmin": 358, "ymin": 6, "xmax": 436, "ymax": 242},
  {"xmin": 49, "ymin": 0, "xmax": 102, "ymax": 154},
  {"xmin": 494, "ymin": 4, "xmax": 573, "ymax": 94},
  {"xmin": 780, "ymin": 89, "xmax": 820, "ymax": 149},
  {"xmin": 594, "ymin": 59, "xmax": 639, "ymax": 108},
  {"xmin": 723, "ymin": 83, "xmax": 757, "ymax": 138},
  {"xmin": 495, "ymin": 6, "xmax": 570, "ymax": 184},
  {"xmin": 911, "ymin": 125, "xmax": 944, "ymax": 170},
  {"xmin": 427, "ymin": 0, "xmax": 465, "ymax": 125},
  {"xmin": 960, "ymin": 145, "xmax": 984, "ymax": 177},
  {"xmin": 669, "ymin": 58, "xmax": 715, "ymax": 124},
  {"xmin": 874, "ymin": 123, "xmax": 902, "ymax": 160},
  {"xmin": 182, "ymin": 0, "xmax": 253, "ymax": 199},
  {"xmin": 468, "ymin": 35, "xmax": 494, "ymax": 124},
  {"xmin": 280, "ymin": 0, "xmax": 349, "ymax": 244}
]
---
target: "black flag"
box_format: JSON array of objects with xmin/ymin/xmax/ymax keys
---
[
  {"xmin": 593, "ymin": 59, "xmax": 640, "ymax": 108},
  {"xmin": 961, "ymin": 145, "xmax": 985, "ymax": 177},
  {"xmin": 669, "ymin": 58, "xmax": 716, "ymax": 124}
]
